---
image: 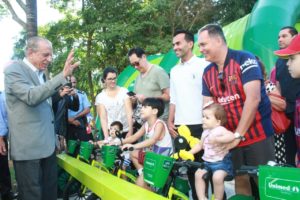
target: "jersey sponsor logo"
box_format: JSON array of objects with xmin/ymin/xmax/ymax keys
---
[
  {"xmin": 240, "ymin": 58, "xmax": 258, "ymax": 73},
  {"xmin": 217, "ymin": 94, "xmax": 240, "ymax": 105}
]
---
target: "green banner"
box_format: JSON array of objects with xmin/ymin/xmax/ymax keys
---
[{"xmin": 259, "ymin": 166, "xmax": 300, "ymax": 200}]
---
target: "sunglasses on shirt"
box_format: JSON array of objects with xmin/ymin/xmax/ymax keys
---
[{"xmin": 218, "ymin": 72, "xmax": 226, "ymax": 91}]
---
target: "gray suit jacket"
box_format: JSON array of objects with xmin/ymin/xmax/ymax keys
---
[{"xmin": 4, "ymin": 60, "xmax": 66, "ymax": 160}]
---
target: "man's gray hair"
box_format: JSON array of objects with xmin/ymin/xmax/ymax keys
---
[{"xmin": 25, "ymin": 36, "xmax": 52, "ymax": 56}]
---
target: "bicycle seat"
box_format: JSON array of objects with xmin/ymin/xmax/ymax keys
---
[{"xmin": 224, "ymin": 174, "xmax": 233, "ymax": 181}]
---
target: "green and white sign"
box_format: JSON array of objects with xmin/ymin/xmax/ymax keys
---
[{"xmin": 259, "ymin": 166, "xmax": 300, "ymax": 200}]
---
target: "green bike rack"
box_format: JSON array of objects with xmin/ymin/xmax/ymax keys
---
[{"xmin": 57, "ymin": 154, "xmax": 168, "ymax": 200}]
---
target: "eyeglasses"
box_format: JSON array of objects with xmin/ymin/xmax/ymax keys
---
[
  {"xmin": 130, "ymin": 58, "xmax": 141, "ymax": 67},
  {"xmin": 71, "ymin": 81, "xmax": 77, "ymax": 84},
  {"xmin": 106, "ymin": 77, "xmax": 117, "ymax": 81},
  {"xmin": 218, "ymin": 71, "xmax": 225, "ymax": 91}
]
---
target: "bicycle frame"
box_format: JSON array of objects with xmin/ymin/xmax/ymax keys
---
[
  {"xmin": 167, "ymin": 186, "xmax": 189, "ymax": 200},
  {"xmin": 91, "ymin": 160, "xmax": 110, "ymax": 173},
  {"xmin": 117, "ymin": 169, "xmax": 137, "ymax": 182}
]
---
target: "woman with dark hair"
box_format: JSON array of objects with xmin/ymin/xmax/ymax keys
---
[{"xmin": 95, "ymin": 67, "xmax": 133, "ymax": 139}]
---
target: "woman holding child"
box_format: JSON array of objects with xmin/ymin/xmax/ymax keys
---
[{"xmin": 95, "ymin": 67, "xmax": 133, "ymax": 139}]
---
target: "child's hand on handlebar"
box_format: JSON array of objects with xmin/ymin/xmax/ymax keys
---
[{"xmin": 122, "ymin": 144, "xmax": 134, "ymax": 151}]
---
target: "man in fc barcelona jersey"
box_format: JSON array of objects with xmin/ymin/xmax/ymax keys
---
[{"xmin": 198, "ymin": 24, "xmax": 275, "ymax": 196}]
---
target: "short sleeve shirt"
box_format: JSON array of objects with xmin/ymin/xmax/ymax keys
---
[
  {"xmin": 68, "ymin": 90, "xmax": 91, "ymax": 118},
  {"xmin": 95, "ymin": 87, "xmax": 129, "ymax": 131},
  {"xmin": 201, "ymin": 126, "xmax": 231, "ymax": 162},
  {"xmin": 202, "ymin": 49, "xmax": 273, "ymax": 147},
  {"xmin": 134, "ymin": 64, "xmax": 169, "ymax": 97},
  {"xmin": 134, "ymin": 64, "xmax": 170, "ymax": 119}
]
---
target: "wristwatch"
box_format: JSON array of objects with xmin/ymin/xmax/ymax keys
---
[{"xmin": 234, "ymin": 132, "xmax": 246, "ymax": 141}]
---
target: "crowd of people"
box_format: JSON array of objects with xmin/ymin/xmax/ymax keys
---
[{"xmin": 0, "ymin": 23, "xmax": 299, "ymax": 200}]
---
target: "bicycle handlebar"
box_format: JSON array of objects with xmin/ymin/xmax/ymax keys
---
[
  {"xmin": 236, "ymin": 165, "xmax": 258, "ymax": 176},
  {"xmin": 174, "ymin": 160, "xmax": 205, "ymax": 169},
  {"xmin": 116, "ymin": 146, "xmax": 134, "ymax": 159},
  {"xmin": 122, "ymin": 146, "xmax": 134, "ymax": 152},
  {"xmin": 235, "ymin": 161, "xmax": 289, "ymax": 176}
]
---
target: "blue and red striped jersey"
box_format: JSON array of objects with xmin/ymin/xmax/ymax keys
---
[{"xmin": 202, "ymin": 49, "xmax": 273, "ymax": 147}]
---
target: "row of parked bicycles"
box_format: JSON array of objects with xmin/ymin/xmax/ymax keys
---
[
  {"xmin": 58, "ymin": 136, "xmax": 200, "ymax": 200},
  {"xmin": 58, "ymin": 130, "xmax": 300, "ymax": 200}
]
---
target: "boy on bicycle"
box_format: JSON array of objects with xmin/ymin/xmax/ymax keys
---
[{"xmin": 120, "ymin": 98, "xmax": 173, "ymax": 189}]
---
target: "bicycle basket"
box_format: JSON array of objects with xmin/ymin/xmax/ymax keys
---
[
  {"xmin": 67, "ymin": 140, "xmax": 78, "ymax": 155},
  {"xmin": 101, "ymin": 145, "xmax": 118, "ymax": 168},
  {"xmin": 143, "ymin": 152, "xmax": 175, "ymax": 188},
  {"xmin": 79, "ymin": 141, "xmax": 93, "ymax": 161}
]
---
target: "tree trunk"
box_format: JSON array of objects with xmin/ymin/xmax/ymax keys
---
[
  {"xmin": 86, "ymin": 31, "xmax": 96, "ymax": 118},
  {"xmin": 26, "ymin": 0, "xmax": 37, "ymax": 38}
]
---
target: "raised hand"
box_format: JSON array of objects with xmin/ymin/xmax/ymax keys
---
[{"xmin": 63, "ymin": 49, "xmax": 80, "ymax": 78}]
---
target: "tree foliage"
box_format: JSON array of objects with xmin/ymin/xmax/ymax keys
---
[
  {"xmin": 214, "ymin": 0, "xmax": 257, "ymax": 25},
  {"xmin": 0, "ymin": 2, "xmax": 8, "ymax": 19}
]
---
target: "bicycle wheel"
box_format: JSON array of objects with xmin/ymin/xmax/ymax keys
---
[
  {"xmin": 58, "ymin": 167, "xmax": 70, "ymax": 198},
  {"xmin": 63, "ymin": 178, "xmax": 88, "ymax": 200},
  {"xmin": 86, "ymin": 193, "xmax": 101, "ymax": 200}
]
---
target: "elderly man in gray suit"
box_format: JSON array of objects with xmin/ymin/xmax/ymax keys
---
[{"xmin": 4, "ymin": 36, "xmax": 79, "ymax": 200}]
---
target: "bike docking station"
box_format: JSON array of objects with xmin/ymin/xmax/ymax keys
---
[
  {"xmin": 57, "ymin": 154, "xmax": 168, "ymax": 200},
  {"xmin": 57, "ymin": 140, "xmax": 168, "ymax": 200}
]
